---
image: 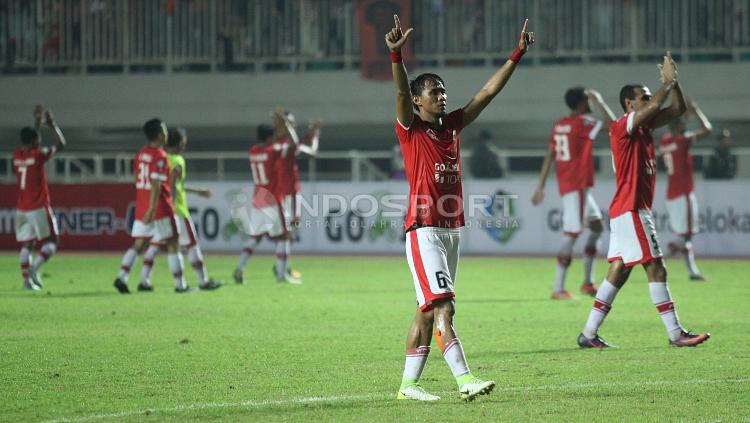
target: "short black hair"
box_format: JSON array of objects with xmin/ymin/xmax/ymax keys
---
[
  {"xmin": 143, "ymin": 118, "xmax": 164, "ymax": 141},
  {"xmin": 619, "ymin": 84, "xmax": 645, "ymax": 112},
  {"xmin": 565, "ymin": 87, "xmax": 586, "ymax": 110},
  {"xmin": 669, "ymin": 118, "xmax": 684, "ymax": 131},
  {"xmin": 20, "ymin": 127, "xmax": 39, "ymax": 145},
  {"xmin": 257, "ymin": 124, "xmax": 274, "ymax": 142},
  {"xmin": 409, "ymin": 73, "xmax": 445, "ymax": 111},
  {"xmin": 167, "ymin": 127, "xmax": 186, "ymax": 148}
]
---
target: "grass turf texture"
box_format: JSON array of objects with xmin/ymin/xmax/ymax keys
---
[{"xmin": 1, "ymin": 254, "xmax": 748, "ymax": 422}]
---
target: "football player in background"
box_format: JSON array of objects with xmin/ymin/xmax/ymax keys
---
[
  {"xmin": 136, "ymin": 128, "xmax": 222, "ymax": 291},
  {"xmin": 659, "ymin": 99, "xmax": 712, "ymax": 281},
  {"xmin": 13, "ymin": 105, "xmax": 66, "ymax": 290},
  {"xmin": 388, "ymin": 15, "xmax": 533, "ymax": 401},
  {"xmin": 531, "ymin": 87, "xmax": 616, "ymax": 299},
  {"xmin": 233, "ymin": 115, "xmax": 302, "ymax": 284},
  {"xmin": 272, "ymin": 112, "xmax": 321, "ymax": 282},
  {"xmin": 113, "ymin": 119, "xmax": 189, "ymax": 293},
  {"xmin": 577, "ymin": 53, "xmax": 710, "ymax": 349}
]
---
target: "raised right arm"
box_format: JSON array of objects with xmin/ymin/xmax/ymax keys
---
[{"xmin": 386, "ymin": 15, "xmax": 414, "ymax": 128}]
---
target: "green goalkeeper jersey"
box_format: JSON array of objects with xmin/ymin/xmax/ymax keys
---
[{"xmin": 166, "ymin": 153, "xmax": 190, "ymax": 218}]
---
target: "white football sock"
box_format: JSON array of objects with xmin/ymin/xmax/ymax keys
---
[
  {"xmin": 583, "ymin": 230, "xmax": 601, "ymax": 284},
  {"xmin": 275, "ymin": 241, "xmax": 288, "ymax": 279},
  {"xmin": 117, "ymin": 248, "xmax": 138, "ymax": 282},
  {"xmin": 442, "ymin": 338, "xmax": 470, "ymax": 379},
  {"xmin": 236, "ymin": 239, "xmax": 260, "ymax": 272},
  {"xmin": 20, "ymin": 245, "xmax": 31, "ymax": 282},
  {"xmin": 582, "ymin": 279, "xmax": 619, "ymax": 338},
  {"xmin": 32, "ymin": 242, "xmax": 56, "ymax": 272},
  {"xmin": 139, "ymin": 244, "xmax": 160, "ymax": 285},
  {"xmin": 649, "ymin": 282, "xmax": 684, "ymax": 341},
  {"xmin": 402, "ymin": 346, "xmax": 430, "ymax": 384},
  {"xmin": 684, "ymin": 241, "xmax": 701, "ymax": 276},
  {"xmin": 188, "ymin": 245, "xmax": 208, "ymax": 284},
  {"xmin": 553, "ymin": 236, "xmax": 576, "ymax": 292},
  {"xmin": 168, "ymin": 253, "xmax": 186, "ymax": 290}
]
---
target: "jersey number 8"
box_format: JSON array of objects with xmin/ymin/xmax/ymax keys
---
[{"xmin": 554, "ymin": 134, "xmax": 571, "ymax": 162}]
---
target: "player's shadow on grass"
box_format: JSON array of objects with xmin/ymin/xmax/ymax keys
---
[
  {"xmin": 472, "ymin": 347, "xmax": 581, "ymax": 359},
  {"xmin": 18, "ymin": 291, "xmax": 121, "ymax": 298},
  {"xmin": 460, "ymin": 298, "xmax": 550, "ymax": 304}
]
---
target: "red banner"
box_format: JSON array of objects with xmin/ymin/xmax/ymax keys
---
[
  {"xmin": 357, "ymin": 0, "xmax": 412, "ymax": 81},
  {"xmin": 0, "ymin": 183, "xmax": 135, "ymax": 250}
]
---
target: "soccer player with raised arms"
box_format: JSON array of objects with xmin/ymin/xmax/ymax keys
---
[
  {"xmin": 387, "ymin": 15, "xmax": 533, "ymax": 401},
  {"xmin": 577, "ymin": 53, "xmax": 710, "ymax": 348},
  {"xmin": 13, "ymin": 105, "xmax": 66, "ymax": 290},
  {"xmin": 659, "ymin": 99, "xmax": 712, "ymax": 281},
  {"xmin": 532, "ymin": 87, "xmax": 616, "ymax": 299}
]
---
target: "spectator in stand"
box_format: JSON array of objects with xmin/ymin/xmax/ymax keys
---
[{"xmin": 704, "ymin": 129, "xmax": 737, "ymax": 180}]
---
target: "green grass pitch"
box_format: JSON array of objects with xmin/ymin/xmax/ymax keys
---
[{"xmin": 1, "ymin": 253, "xmax": 748, "ymax": 422}]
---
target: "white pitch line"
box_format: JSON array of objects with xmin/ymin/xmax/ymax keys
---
[{"xmin": 42, "ymin": 378, "xmax": 750, "ymax": 423}]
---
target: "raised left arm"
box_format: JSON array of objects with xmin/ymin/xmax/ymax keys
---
[
  {"xmin": 298, "ymin": 120, "xmax": 321, "ymax": 157},
  {"xmin": 45, "ymin": 109, "xmax": 67, "ymax": 152},
  {"xmin": 684, "ymin": 99, "xmax": 712, "ymax": 141},
  {"xmin": 462, "ymin": 19, "xmax": 534, "ymax": 128}
]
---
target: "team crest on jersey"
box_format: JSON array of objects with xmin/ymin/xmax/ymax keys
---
[{"xmin": 156, "ymin": 159, "xmax": 166, "ymax": 169}]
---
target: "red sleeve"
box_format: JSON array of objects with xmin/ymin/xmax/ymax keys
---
[
  {"xmin": 395, "ymin": 115, "xmax": 418, "ymax": 143},
  {"xmin": 445, "ymin": 109, "xmax": 464, "ymax": 131}
]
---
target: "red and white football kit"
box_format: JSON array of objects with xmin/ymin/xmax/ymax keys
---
[
  {"xmin": 233, "ymin": 143, "xmax": 286, "ymax": 238},
  {"xmin": 607, "ymin": 112, "xmax": 663, "ymax": 266},
  {"xmin": 13, "ymin": 146, "xmax": 59, "ymax": 242},
  {"xmin": 131, "ymin": 145, "xmax": 179, "ymax": 243},
  {"xmin": 660, "ymin": 132, "xmax": 699, "ymax": 235},
  {"xmin": 396, "ymin": 109, "xmax": 464, "ymax": 311},
  {"xmin": 550, "ymin": 115, "xmax": 604, "ymax": 235}
]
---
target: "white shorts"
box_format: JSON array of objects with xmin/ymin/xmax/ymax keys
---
[
  {"xmin": 561, "ymin": 189, "xmax": 602, "ymax": 235},
  {"xmin": 131, "ymin": 215, "xmax": 179, "ymax": 243},
  {"xmin": 233, "ymin": 203, "xmax": 287, "ymax": 239},
  {"xmin": 15, "ymin": 206, "xmax": 58, "ymax": 242},
  {"xmin": 607, "ymin": 209, "xmax": 664, "ymax": 267},
  {"xmin": 405, "ymin": 227, "xmax": 460, "ymax": 311},
  {"xmin": 176, "ymin": 216, "xmax": 199, "ymax": 248},
  {"xmin": 666, "ymin": 192, "xmax": 699, "ymax": 236}
]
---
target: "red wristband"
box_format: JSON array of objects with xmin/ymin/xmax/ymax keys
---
[
  {"xmin": 509, "ymin": 47, "xmax": 524, "ymax": 63},
  {"xmin": 390, "ymin": 51, "xmax": 403, "ymax": 63}
]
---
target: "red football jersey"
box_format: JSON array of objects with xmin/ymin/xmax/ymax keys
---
[
  {"xmin": 550, "ymin": 115, "xmax": 602, "ymax": 195},
  {"xmin": 133, "ymin": 145, "xmax": 174, "ymax": 220},
  {"xmin": 273, "ymin": 135, "xmax": 300, "ymax": 197},
  {"xmin": 609, "ymin": 112, "xmax": 657, "ymax": 217},
  {"xmin": 249, "ymin": 143, "xmax": 281, "ymax": 208},
  {"xmin": 396, "ymin": 109, "xmax": 465, "ymax": 230},
  {"xmin": 13, "ymin": 146, "xmax": 56, "ymax": 211},
  {"xmin": 659, "ymin": 132, "xmax": 694, "ymax": 199}
]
